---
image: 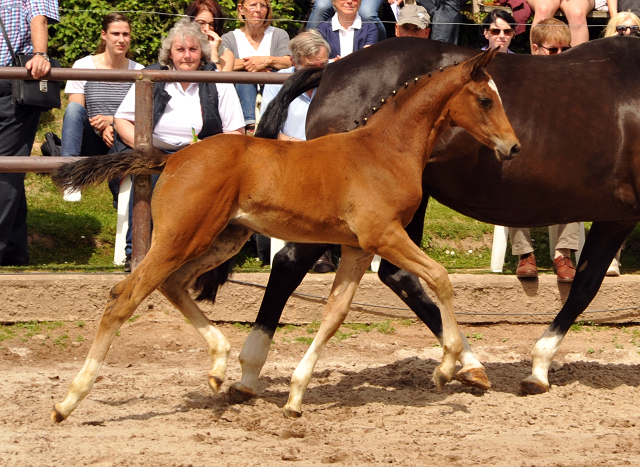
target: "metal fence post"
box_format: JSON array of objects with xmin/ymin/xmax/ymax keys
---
[{"xmin": 131, "ymin": 78, "xmax": 154, "ymax": 270}]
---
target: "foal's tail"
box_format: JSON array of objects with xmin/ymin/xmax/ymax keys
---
[
  {"xmin": 51, "ymin": 149, "xmax": 168, "ymax": 191},
  {"xmin": 255, "ymin": 66, "xmax": 325, "ymax": 139}
]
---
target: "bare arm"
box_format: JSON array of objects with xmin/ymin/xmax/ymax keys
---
[
  {"xmin": 68, "ymin": 94, "xmax": 86, "ymax": 107},
  {"xmin": 607, "ymin": 0, "xmax": 618, "ymax": 16},
  {"xmin": 220, "ymin": 49, "xmax": 235, "ymax": 72},
  {"xmin": 224, "ymin": 128, "xmax": 245, "ymax": 135},
  {"xmin": 241, "ymin": 55, "xmax": 292, "ymax": 72},
  {"xmin": 114, "ymin": 118, "xmax": 135, "ymax": 148},
  {"xmin": 26, "ymin": 15, "xmax": 50, "ymax": 79},
  {"xmin": 277, "ymin": 133, "xmax": 303, "ymax": 142}
]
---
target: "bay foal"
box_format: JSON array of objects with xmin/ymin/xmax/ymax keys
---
[{"xmin": 51, "ymin": 49, "xmax": 519, "ymax": 421}]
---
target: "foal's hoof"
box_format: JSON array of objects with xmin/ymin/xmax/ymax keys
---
[
  {"xmin": 208, "ymin": 375, "xmax": 224, "ymax": 394},
  {"xmin": 432, "ymin": 366, "xmax": 451, "ymax": 391},
  {"xmin": 228, "ymin": 383, "xmax": 256, "ymax": 404},
  {"xmin": 51, "ymin": 405, "xmax": 66, "ymax": 423},
  {"xmin": 283, "ymin": 406, "xmax": 302, "ymax": 419},
  {"xmin": 455, "ymin": 366, "xmax": 491, "ymax": 391},
  {"xmin": 520, "ymin": 377, "xmax": 549, "ymax": 395}
]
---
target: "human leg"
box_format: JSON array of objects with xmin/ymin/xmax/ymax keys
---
[
  {"xmin": 560, "ymin": 0, "xmax": 595, "ymax": 45},
  {"xmin": 358, "ymin": 0, "xmax": 387, "ymax": 41},
  {"xmin": 553, "ymin": 222, "xmax": 579, "ymax": 282},
  {"xmin": 527, "ymin": 0, "xmax": 563, "ymax": 24},
  {"xmin": 307, "ymin": 0, "xmax": 336, "ymax": 29},
  {"xmin": 417, "ymin": 0, "xmax": 461, "ymax": 44},
  {"xmin": 234, "ymin": 84, "xmax": 258, "ymax": 126},
  {"xmin": 0, "ymin": 80, "xmax": 40, "ymax": 265},
  {"xmin": 509, "ymin": 227, "xmax": 537, "ymax": 277},
  {"xmin": 61, "ymin": 102, "xmax": 90, "ymax": 157}
]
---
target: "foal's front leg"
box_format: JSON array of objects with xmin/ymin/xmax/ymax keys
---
[
  {"xmin": 283, "ymin": 246, "xmax": 374, "ymax": 418},
  {"xmin": 371, "ymin": 223, "xmax": 464, "ymax": 390}
]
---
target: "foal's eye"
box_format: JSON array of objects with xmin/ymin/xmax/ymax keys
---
[{"xmin": 478, "ymin": 97, "xmax": 492, "ymax": 108}]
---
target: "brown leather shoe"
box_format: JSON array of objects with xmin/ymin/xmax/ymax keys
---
[
  {"xmin": 516, "ymin": 253, "xmax": 537, "ymax": 278},
  {"xmin": 313, "ymin": 250, "xmax": 336, "ymax": 273},
  {"xmin": 553, "ymin": 255, "xmax": 575, "ymax": 283}
]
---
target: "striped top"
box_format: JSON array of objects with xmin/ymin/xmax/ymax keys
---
[{"xmin": 65, "ymin": 55, "xmax": 143, "ymax": 119}]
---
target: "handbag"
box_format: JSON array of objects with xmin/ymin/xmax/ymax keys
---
[{"xmin": 0, "ymin": 15, "xmax": 61, "ymax": 111}]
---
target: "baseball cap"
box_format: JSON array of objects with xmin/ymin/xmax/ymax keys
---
[{"xmin": 398, "ymin": 4, "xmax": 430, "ymax": 29}]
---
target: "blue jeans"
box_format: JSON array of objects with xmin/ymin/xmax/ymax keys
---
[
  {"xmin": 308, "ymin": 0, "xmax": 387, "ymax": 42},
  {"xmin": 416, "ymin": 0, "xmax": 461, "ymax": 44},
  {"xmin": 61, "ymin": 101, "xmax": 110, "ymax": 157},
  {"xmin": 235, "ymin": 83, "xmax": 258, "ymax": 126}
]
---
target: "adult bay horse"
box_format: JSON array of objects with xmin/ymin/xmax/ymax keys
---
[
  {"xmin": 50, "ymin": 49, "xmax": 519, "ymax": 422},
  {"xmin": 225, "ymin": 35, "xmax": 640, "ymax": 402}
]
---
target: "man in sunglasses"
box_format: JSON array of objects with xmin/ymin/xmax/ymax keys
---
[
  {"xmin": 509, "ymin": 17, "xmax": 579, "ymax": 282},
  {"xmin": 531, "ymin": 17, "xmax": 572, "ymax": 55}
]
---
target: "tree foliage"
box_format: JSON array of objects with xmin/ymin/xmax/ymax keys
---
[{"xmin": 50, "ymin": 0, "xmax": 304, "ymax": 67}]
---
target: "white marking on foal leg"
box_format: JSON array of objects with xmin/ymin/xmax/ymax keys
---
[
  {"xmin": 521, "ymin": 326, "xmax": 564, "ymax": 394},
  {"xmin": 52, "ymin": 358, "xmax": 103, "ymax": 422},
  {"xmin": 283, "ymin": 247, "xmax": 373, "ymax": 417},
  {"xmin": 488, "ymin": 79, "xmax": 502, "ymax": 103},
  {"xmin": 229, "ymin": 326, "xmax": 272, "ymax": 399}
]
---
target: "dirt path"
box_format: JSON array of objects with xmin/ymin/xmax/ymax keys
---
[{"xmin": 2, "ymin": 313, "xmax": 640, "ymax": 466}]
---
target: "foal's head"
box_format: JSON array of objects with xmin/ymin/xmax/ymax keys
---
[{"xmin": 448, "ymin": 48, "xmax": 520, "ymax": 161}]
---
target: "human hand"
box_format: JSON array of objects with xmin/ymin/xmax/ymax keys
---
[
  {"xmin": 90, "ymin": 115, "xmax": 113, "ymax": 132},
  {"xmin": 25, "ymin": 54, "xmax": 50, "ymax": 80},
  {"xmin": 102, "ymin": 125, "xmax": 115, "ymax": 148},
  {"xmin": 204, "ymin": 29, "xmax": 222, "ymax": 51},
  {"xmin": 243, "ymin": 56, "xmax": 270, "ymax": 72}
]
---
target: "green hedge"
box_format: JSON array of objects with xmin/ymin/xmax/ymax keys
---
[{"xmin": 50, "ymin": 0, "xmax": 307, "ymax": 67}]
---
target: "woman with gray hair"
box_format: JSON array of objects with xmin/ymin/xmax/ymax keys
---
[{"xmin": 112, "ymin": 18, "xmax": 245, "ymax": 270}]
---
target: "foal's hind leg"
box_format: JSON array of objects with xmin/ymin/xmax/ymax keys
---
[
  {"xmin": 52, "ymin": 245, "xmax": 193, "ymax": 422},
  {"xmin": 159, "ymin": 225, "xmax": 253, "ymax": 394},
  {"xmin": 283, "ymin": 246, "xmax": 374, "ymax": 418},
  {"xmin": 367, "ymin": 223, "xmax": 464, "ymax": 390}
]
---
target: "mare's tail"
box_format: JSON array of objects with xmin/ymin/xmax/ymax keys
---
[
  {"xmin": 255, "ymin": 66, "xmax": 325, "ymax": 139},
  {"xmin": 192, "ymin": 67, "xmax": 326, "ymax": 304},
  {"xmin": 51, "ymin": 149, "xmax": 168, "ymax": 191}
]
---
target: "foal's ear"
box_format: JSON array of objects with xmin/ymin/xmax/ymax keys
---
[{"xmin": 467, "ymin": 47, "xmax": 499, "ymax": 81}]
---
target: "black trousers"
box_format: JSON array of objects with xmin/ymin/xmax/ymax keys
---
[{"xmin": 0, "ymin": 79, "xmax": 41, "ymax": 265}]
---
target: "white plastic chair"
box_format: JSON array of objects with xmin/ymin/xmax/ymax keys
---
[
  {"xmin": 490, "ymin": 223, "xmax": 586, "ymax": 273},
  {"xmin": 113, "ymin": 175, "xmax": 132, "ymax": 266}
]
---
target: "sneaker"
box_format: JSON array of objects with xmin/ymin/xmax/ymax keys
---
[
  {"xmin": 63, "ymin": 187, "xmax": 82, "ymax": 202},
  {"xmin": 553, "ymin": 255, "xmax": 575, "ymax": 283},
  {"xmin": 515, "ymin": 253, "xmax": 537, "ymax": 278},
  {"xmin": 606, "ymin": 258, "xmax": 620, "ymax": 277}
]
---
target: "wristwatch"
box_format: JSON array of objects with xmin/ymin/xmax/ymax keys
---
[{"xmin": 33, "ymin": 52, "xmax": 50, "ymax": 62}]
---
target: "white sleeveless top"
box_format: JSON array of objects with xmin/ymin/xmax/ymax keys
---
[{"xmin": 232, "ymin": 26, "xmax": 275, "ymax": 59}]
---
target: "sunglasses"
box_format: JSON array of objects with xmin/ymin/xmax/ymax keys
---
[
  {"xmin": 616, "ymin": 25, "xmax": 640, "ymax": 35},
  {"xmin": 488, "ymin": 27, "xmax": 515, "ymax": 36},
  {"xmin": 539, "ymin": 44, "xmax": 571, "ymax": 54},
  {"xmin": 193, "ymin": 19, "xmax": 215, "ymax": 29}
]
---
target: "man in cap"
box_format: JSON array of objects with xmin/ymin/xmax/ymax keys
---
[{"xmin": 396, "ymin": 4, "xmax": 431, "ymax": 38}]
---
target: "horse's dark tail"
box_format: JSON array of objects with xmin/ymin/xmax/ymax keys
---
[
  {"xmin": 255, "ymin": 66, "xmax": 326, "ymax": 139},
  {"xmin": 51, "ymin": 148, "xmax": 168, "ymax": 191},
  {"xmin": 192, "ymin": 256, "xmax": 235, "ymax": 303}
]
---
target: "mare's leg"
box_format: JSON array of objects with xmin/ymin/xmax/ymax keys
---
[
  {"xmin": 369, "ymin": 223, "xmax": 463, "ymax": 389},
  {"xmin": 229, "ymin": 242, "xmax": 328, "ymax": 401},
  {"xmin": 377, "ymin": 195, "xmax": 488, "ymax": 388},
  {"xmin": 159, "ymin": 225, "xmax": 253, "ymax": 393},
  {"xmin": 521, "ymin": 221, "xmax": 635, "ymax": 394},
  {"xmin": 283, "ymin": 246, "xmax": 374, "ymax": 417}
]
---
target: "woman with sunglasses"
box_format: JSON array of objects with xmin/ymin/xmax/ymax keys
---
[
  {"xmin": 185, "ymin": 0, "xmax": 234, "ymax": 71},
  {"xmin": 603, "ymin": 11, "xmax": 640, "ymax": 37},
  {"xmin": 221, "ymin": 0, "xmax": 292, "ymax": 132},
  {"xmin": 481, "ymin": 9, "xmax": 516, "ymax": 53},
  {"xmin": 527, "ymin": 0, "xmax": 593, "ymax": 46}
]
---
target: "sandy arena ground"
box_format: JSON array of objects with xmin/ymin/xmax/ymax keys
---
[{"xmin": 2, "ymin": 311, "xmax": 640, "ymax": 466}]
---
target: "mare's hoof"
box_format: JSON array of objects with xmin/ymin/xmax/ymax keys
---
[
  {"xmin": 228, "ymin": 383, "xmax": 256, "ymax": 404},
  {"xmin": 51, "ymin": 405, "xmax": 66, "ymax": 423},
  {"xmin": 432, "ymin": 366, "xmax": 451, "ymax": 391},
  {"xmin": 455, "ymin": 367, "xmax": 491, "ymax": 390},
  {"xmin": 208, "ymin": 375, "xmax": 224, "ymax": 394},
  {"xmin": 283, "ymin": 406, "xmax": 302, "ymax": 419},
  {"xmin": 520, "ymin": 378, "xmax": 549, "ymax": 395}
]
